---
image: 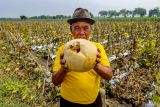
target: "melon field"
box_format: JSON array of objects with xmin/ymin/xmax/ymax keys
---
[{"xmin": 0, "ymin": 19, "xmax": 160, "ymax": 107}]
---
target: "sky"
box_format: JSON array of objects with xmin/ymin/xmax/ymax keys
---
[{"xmin": 0, "ymin": 0, "xmax": 159, "ymax": 18}]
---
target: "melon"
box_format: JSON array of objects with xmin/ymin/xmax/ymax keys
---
[{"xmin": 63, "ymin": 39, "xmax": 97, "ymax": 72}]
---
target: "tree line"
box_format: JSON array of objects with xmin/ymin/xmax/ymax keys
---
[
  {"xmin": 98, "ymin": 7, "xmax": 160, "ymax": 18},
  {"xmin": 20, "ymin": 13, "xmax": 94, "ymax": 20},
  {"xmin": 10, "ymin": 7, "xmax": 160, "ymax": 20},
  {"xmin": 20, "ymin": 15, "xmax": 71, "ymax": 20}
]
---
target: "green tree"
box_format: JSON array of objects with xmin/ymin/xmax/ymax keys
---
[
  {"xmin": 20, "ymin": 15, "xmax": 27, "ymax": 20},
  {"xmin": 29, "ymin": 16, "xmax": 38, "ymax": 19},
  {"xmin": 38, "ymin": 15, "xmax": 47, "ymax": 19},
  {"xmin": 114, "ymin": 11, "xmax": 120, "ymax": 18},
  {"xmin": 90, "ymin": 12, "xmax": 94, "ymax": 18},
  {"xmin": 107, "ymin": 10, "xmax": 117, "ymax": 18},
  {"xmin": 98, "ymin": 10, "xmax": 108, "ymax": 18},
  {"xmin": 126, "ymin": 10, "xmax": 132, "ymax": 17},
  {"xmin": 119, "ymin": 9, "xmax": 132, "ymax": 17},
  {"xmin": 133, "ymin": 8, "xmax": 146, "ymax": 17},
  {"xmin": 149, "ymin": 7, "xmax": 160, "ymax": 17},
  {"xmin": 53, "ymin": 16, "xmax": 56, "ymax": 19},
  {"xmin": 119, "ymin": 9, "xmax": 127, "ymax": 17}
]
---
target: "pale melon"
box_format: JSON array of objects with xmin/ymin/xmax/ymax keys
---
[{"xmin": 63, "ymin": 39, "xmax": 97, "ymax": 72}]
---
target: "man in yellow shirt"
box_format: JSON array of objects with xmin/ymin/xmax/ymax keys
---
[{"xmin": 52, "ymin": 8, "xmax": 112, "ymax": 107}]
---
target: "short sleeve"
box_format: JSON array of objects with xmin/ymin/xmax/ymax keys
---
[
  {"xmin": 95, "ymin": 43, "xmax": 110, "ymax": 67},
  {"xmin": 52, "ymin": 45, "xmax": 64, "ymax": 72}
]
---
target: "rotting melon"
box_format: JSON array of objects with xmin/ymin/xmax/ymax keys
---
[{"xmin": 63, "ymin": 39, "xmax": 97, "ymax": 72}]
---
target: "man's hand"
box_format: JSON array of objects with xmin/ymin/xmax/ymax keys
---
[
  {"xmin": 94, "ymin": 48, "xmax": 112, "ymax": 80},
  {"xmin": 52, "ymin": 53, "xmax": 69, "ymax": 86},
  {"xmin": 60, "ymin": 53, "xmax": 69, "ymax": 72},
  {"xmin": 94, "ymin": 48, "xmax": 101, "ymax": 70},
  {"xmin": 95, "ymin": 48, "xmax": 101, "ymax": 64}
]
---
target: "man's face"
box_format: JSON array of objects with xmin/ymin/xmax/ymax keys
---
[{"xmin": 70, "ymin": 21, "xmax": 92, "ymax": 40}]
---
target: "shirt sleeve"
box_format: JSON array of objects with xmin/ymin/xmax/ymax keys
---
[
  {"xmin": 96, "ymin": 43, "xmax": 110, "ymax": 67},
  {"xmin": 52, "ymin": 45, "xmax": 64, "ymax": 72}
]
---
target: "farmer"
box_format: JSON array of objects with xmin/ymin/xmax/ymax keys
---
[{"xmin": 52, "ymin": 8, "xmax": 112, "ymax": 107}]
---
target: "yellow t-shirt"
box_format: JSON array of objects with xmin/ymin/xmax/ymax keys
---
[{"xmin": 53, "ymin": 42, "xmax": 110, "ymax": 104}]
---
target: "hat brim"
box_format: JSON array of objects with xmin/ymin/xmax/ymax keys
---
[{"xmin": 67, "ymin": 18, "xmax": 95, "ymax": 25}]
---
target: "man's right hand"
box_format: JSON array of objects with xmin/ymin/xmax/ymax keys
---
[
  {"xmin": 60, "ymin": 53, "xmax": 69, "ymax": 72},
  {"xmin": 52, "ymin": 53, "xmax": 69, "ymax": 85}
]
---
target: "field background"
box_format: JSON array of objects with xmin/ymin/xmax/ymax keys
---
[{"xmin": 0, "ymin": 18, "xmax": 160, "ymax": 107}]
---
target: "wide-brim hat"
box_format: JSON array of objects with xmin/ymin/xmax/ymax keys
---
[{"xmin": 67, "ymin": 8, "xmax": 95, "ymax": 25}]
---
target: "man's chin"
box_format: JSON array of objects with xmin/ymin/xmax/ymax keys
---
[{"xmin": 78, "ymin": 37, "xmax": 87, "ymax": 39}]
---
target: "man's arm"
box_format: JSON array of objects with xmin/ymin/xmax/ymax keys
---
[
  {"xmin": 94, "ymin": 64, "xmax": 112, "ymax": 80},
  {"xmin": 52, "ymin": 67, "xmax": 68, "ymax": 86},
  {"xmin": 94, "ymin": 48, "xmax": 112, "ymax": 80},
  {"xmin": 52, "ymin": 53, "xmax": 69, "ymax": 86}
]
